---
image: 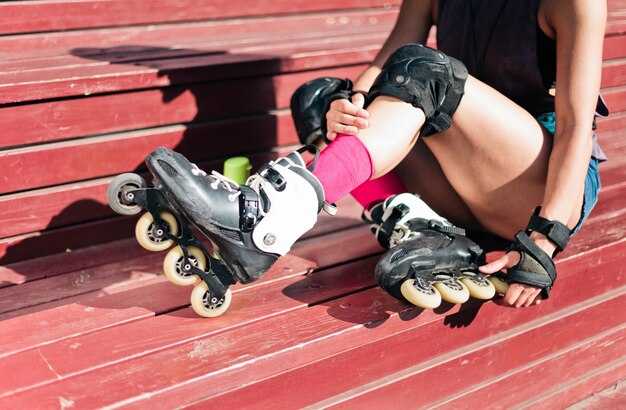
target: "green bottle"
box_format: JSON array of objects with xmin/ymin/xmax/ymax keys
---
[{"xmin": 223, "ymin": 156, "xmax": 252, "ymax": 184}]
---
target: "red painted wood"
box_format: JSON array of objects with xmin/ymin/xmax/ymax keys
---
[
  {"xmin": 0, "ymin": 9, "xmax": 398, "ymax": 53},
  {"xmin": 528, "ymin": 360, "xmax": 626, "ymax": 409},
  {"xmin": 601, "ymin": 58, "xmax": 626, "ymax": 88},
  {"xmin": 0, "ymin": 255, "xmax": 379, "ymax": 397},
  {"xmin": 0, "ymin": 22, "xmax": 388, "ymax": 74},
  {"xmin": 154, "ymin": 241, "xmax": 626, "ymax": 408},
  {"xmin": 0, "ymin": 113, "xmax": 297, "ymax": 195},
  {"xmin": 602, "ymin": 85, "xmax": 626, "ymax": 113},
  {"xmin": 334, "ymin": 314, "xmax": 626, "ymax": 409},
  {"xmin": 0, "ymin": 65, "xmax": 366, "ymax": 149},
  {"xmin": 1, "ymin": 127, "xmax": 622, "ymax": 246},
  {"xmin": 0, "ymin": 204, "xmax": 611, "ymax": 400},
  {"xmin": 0, "ymin": 146, "xmax": 367, "ymax": 264},
  {"xmin": 0, "ymin": 0, "xmax": 400, "ymax": 35},
  {"xmin": 603, "ymin": 35, "xmax": 626, "ymax": 60},
  {"xmin": 2, "ymin": 236, "xmax": 621, "ymax": 408},
  {"xmin": 0, "ymin": 237, "xmax": 145, "ymax": 288},
  {"xmin": 0, "ymin": 34, "xmax": 386, "ymax": 104},
  {"xmin": 596, "ymin": 111, "xmax": 626, "ymax": 133}
]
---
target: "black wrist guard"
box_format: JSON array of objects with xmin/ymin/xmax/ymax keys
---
[{"xmin": 504, "ymin": 207, "xmax": 572, "ymax": 299}]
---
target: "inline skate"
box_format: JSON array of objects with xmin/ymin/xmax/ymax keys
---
[
  {"xmin": 366, "ymin": 193, "xmax": 509, "ymax": 309},
  {"xmin": 107, "ymin": 147, "xmax": 330, "ymax": 317}
]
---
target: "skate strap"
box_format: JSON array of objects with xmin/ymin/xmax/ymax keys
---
[
  {"xmin": 427, "ymin": 219, "xmax": 466, "ymax": 236},
  {"xmin": 506, "ymin": 231, "xmax": 557, "ymax": 299},
  {"xmin": 526, "ymin": 207, "xmax": 571, "ymax": 256}
]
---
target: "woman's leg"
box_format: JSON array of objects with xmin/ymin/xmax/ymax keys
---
[{"xmin": 355, "ymin": 75, "xmax": 584, "ymax": 240}]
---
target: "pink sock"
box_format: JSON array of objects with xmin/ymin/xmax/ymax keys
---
[
  {"xmin": 312, "ymin": 134, "xmax": 374, "ymax": 204},
  {"xmin": 350, "ymin": 171, "xmax": 407, "ymax": 208}
]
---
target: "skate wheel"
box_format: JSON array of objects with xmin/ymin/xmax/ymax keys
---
[
  {"xmin": 460, "ymin": 272, "xmax": 496, "ymax": 300},
  {"xmin": 190, "ymin": 282, "xmax": 232, "ymax": 318},
  {"xmin": 400, "ymin": 279, "xmax": 442, "ymax": 309},
  {"xmin": 107, "ymin": 173, "xmax": 147, "ymax": 215},
  {"xmin": 487, "ymin": 275, "xmax": 510, "ymax": 295},
  {"xmin": 433, "ymin": 277, "xmax": 470, "ymax": 304},
  {"xmin": 135, "ymin": 212, "xmax": 180, "ymax": 252},
  {"xmin": 163, "ymin": 246, "xmax": 206, "ymax": 286}
]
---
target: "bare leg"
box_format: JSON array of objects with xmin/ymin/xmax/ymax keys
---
[{"xmin": 354, "ymin": 75, "xmax": 584, "ymax": 239}]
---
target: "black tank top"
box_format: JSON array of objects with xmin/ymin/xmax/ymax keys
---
[{"xmin": 436, "ymin": 0, "xmax": 607, "ymax": 160}]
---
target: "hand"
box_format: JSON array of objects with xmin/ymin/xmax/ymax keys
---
[
  {"xmin": 325, "ymin": 93, "xmax": 369, "ymax": 141},
  {"xmin": 479, "ymin": 251, "xmax": 543, "ymax": 308}
]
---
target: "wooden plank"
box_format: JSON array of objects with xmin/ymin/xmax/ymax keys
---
[
  {"xmin": 0, "ymin": 32, "xmax": 386, "ymax": 104},
  {"xmin": 0, "ymin": 36, "xmax": 620, "ymax": 105},
  {"xmin": 0, "ymin": 255, "xmax": 379, "ymax": 397},
  {"xmin": 0, "ymin": 237, "xmax": 145, "ymax": 288},
  {"xmin": 0, "ymin": 146, "xmax": 368, "ymax": 264},
  {"xmin": 330, "ymin": 312, "xmax": 626, "ymax": 409},
  {"xmin": 0, "ymin": 192, "xmax": 366, "ymax": 286},
  {"xmin": 0, "ymin": 0, "xmax": 400, "ymax": 35},
  {"xmin": 540, "ymin": 364, "xmax": 626, "ymax": 410},
  {"xmin": 0, "ymin": 22, "xmax": 389, "ymax": 74},
  {"xmin": 0, "ymin": 9, "xmax": 398, "ymax": 53},
  {"xmin": 602, "ymin": 85, "xmax": 626, "ymax": 113},
  {"xmin": 0, "ymin": 205, "xmax": 621, "ymax": 404},
  {"xmin": 0, "ymin": 65, "xmax": 366, "ymax": 149},
  {"xmin": 601, "ymin": 58, "xmax": 626, "ymax": 88},
  {"xmin": 2, "ymin": 236, "xmax": 621, "ymax": 408},
  {"xmin": 596, "ymin": 111, "xmax": 626, "ymax": 133},
  {"xmin": 1, "ymin": 127, "xmax": 623, "ymax": 245},
  {"xmin": 204, "ymin": 294, "xmax": 626, "ymax": 409},
  {"xmin": 157, "ymin": 241, "xmax": 626, "ymax": 409},
  {"xmin": 603, "ymin": 34, "xmax": 626, "ymax": 60},
  {"xmin": 0, "ymin": 113, "xmax": 297, "ymax": 195}
]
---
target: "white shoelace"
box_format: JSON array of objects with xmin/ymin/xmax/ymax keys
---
[
  {"xmin": 207, "ymin": 170, "xmax": 270, "ymax": 217},
  {"xmin": 372, "ymin": 222, "xmax": 418, "ymax": 248}
]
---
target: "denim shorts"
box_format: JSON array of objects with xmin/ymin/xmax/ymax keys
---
[{"xmin": 536, "ymin": 112, "xmax": 601, "ymax": 235}]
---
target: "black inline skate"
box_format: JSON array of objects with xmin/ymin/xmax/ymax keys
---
[
  {"xmin": 366, "ymin": 193, "xmax": 509, "ymax": 309},
  {"xmin": 107, "ymin": 147, "xmax": 331, "ymax": 317}
]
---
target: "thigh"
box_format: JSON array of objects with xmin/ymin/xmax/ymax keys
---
[
  {"xmin": 396, "ymin": 139, "xmax": 484, "ymax": 231},
  {"xmin": 423, "ymin": 76, "xmax": 584, "ymax": 239}
]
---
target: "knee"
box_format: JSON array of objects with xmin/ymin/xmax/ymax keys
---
[{"xmin": 369, "ymin": 44, "xmax": 468, "ymax": 136}]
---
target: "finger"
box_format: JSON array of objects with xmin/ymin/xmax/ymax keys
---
[
  {"xmin": 332, "ymin": 112, "xmax": 368, "ymax": 128},
  {"xmin": 525, "ymin": 291, "xmax": 542, "ymax": 307},
  {"xmin": 502, "ymin": 283, "xmax": 524, "ymax": 306},
  {"xmin": 479, "ymin": 256, "xmax": 509, "ymax": 274},
  {"xmin": 329, "ymin": 123, "xmax": 358, "ymax": 135},
  {"xmin": 351, "ymin": 93, "xmax": 365, "ymax": 109},
  {"xmin": 326, "ymin": 131, "xmax": 337, "ymax": 141},
  {"xmin": 330, "ymin": 99, "xmax": 359, "ymax": 116}
]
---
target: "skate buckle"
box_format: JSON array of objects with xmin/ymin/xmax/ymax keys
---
[{"xmin": 261, "ymin": 167, "xmax": 287, "ymax": 192}]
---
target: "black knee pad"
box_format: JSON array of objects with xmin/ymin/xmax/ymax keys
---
[
  {"xmin": 290, "ymin": 77, "xmax": 353, "ymax": 147},
  {"xmin": 368, "ymin": 44, "xmax": 468, "ymax": 136}
]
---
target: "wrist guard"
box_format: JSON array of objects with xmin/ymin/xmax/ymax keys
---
[{"xmin": 505, "ymin": 207, "xmax": 572, "ymax": 299}]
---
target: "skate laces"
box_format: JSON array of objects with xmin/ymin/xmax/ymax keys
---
[
  {"xmin": 372, "ymin": 222, "xmax": 418, "ymax": 248},
  {"xmin": 209, "ymin": 171, "xmax": 243, "ymax": 202}
]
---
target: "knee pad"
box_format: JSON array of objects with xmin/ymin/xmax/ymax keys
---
[
  {"xmin": 368, "ymin": 44, "xmax": 468, "ymax": 136},
  {"xmin": 290, "ymin": 77, "xmax": 353, "ymax": 147}
]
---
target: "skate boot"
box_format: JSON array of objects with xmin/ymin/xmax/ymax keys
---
[
  {"xmin": 365, "ymin": 193, "xmax": 509, "ymax": 309},
  {"xmin": 107, "ymin": 147, "xmax": 332, "ymax": 317}
]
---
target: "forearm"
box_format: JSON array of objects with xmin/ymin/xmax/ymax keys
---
[
  {"xmin": 534, "ymin": 127, "xmax": 592, "ymax": 253},
  {"xmin": 354, "ymin": 0, "xmax": 433, "ymax": 91}
]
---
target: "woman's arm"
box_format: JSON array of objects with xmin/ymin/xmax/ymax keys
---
[
  {"xmin": 481, "ymin": 0, "xmax": 607, "ymax": 308},
  {"xmin": 325, "ymin": 0, "xmax": 434, "ymax": 140},
  {"xmin": 354, "ymin": 0, "xmax": 434, "ymax": 90},
  {"xmin": 535, "ymin": 0, "xmax": 607, "ymax": 254}
]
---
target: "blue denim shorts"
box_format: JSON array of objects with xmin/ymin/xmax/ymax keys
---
[{"xmin": 536, "ymin": 112, "xmax": 601, "ymax": 235}]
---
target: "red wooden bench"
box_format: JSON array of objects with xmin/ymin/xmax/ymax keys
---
[{"xmin": 0, "ymin": 0, "xmax": 625, "ymax": 407}]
